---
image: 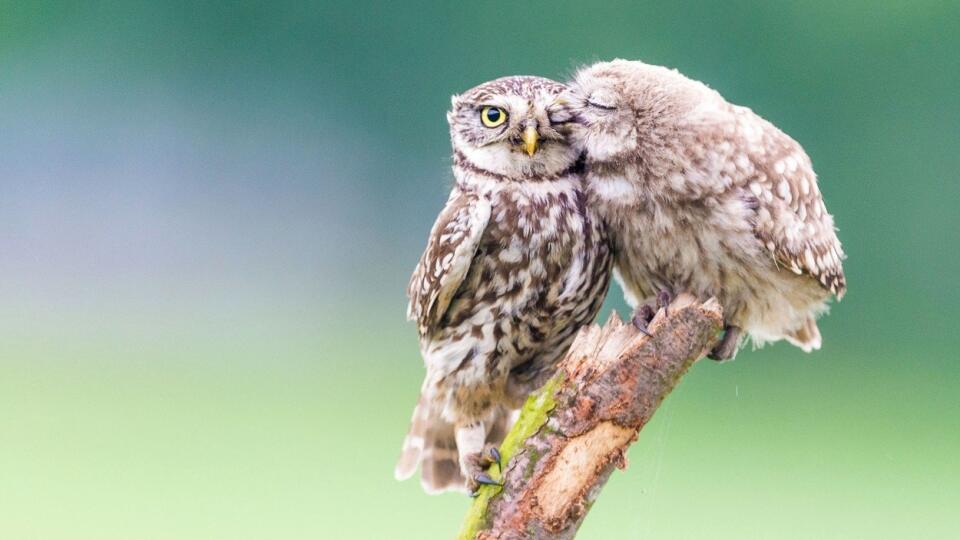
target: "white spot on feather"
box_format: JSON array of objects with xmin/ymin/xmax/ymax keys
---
[
  {"xmin": 735, "ymin": 154, "xmax": 750, "ymax": 170},
  {"xmin": 757, "ymin": 207, "xmax": 772, "ymax": 223},
  {"xmin": 668, "ymin": 172, "xmax": 686, "ymax": 190},
  {"xmin": 777, "ymin": 180, "xmax": 791, "ymax": 203},
  {"xmin": 499, "ymin": 248, "xmax": 522, "ymax": 263},
  {"xmin": 804, "ymin": 248, "xmax": 817, "ymax": 271},
  {"xmin": 785, "ymin": 156, "xmax": 798, "ymax": 172}
]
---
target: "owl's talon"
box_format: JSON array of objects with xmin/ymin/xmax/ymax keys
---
[
  {"xmin": 475, "ymin": 473, "xmax": 502, "ymax": 487},
  {"xmin": 632, "ymin": 316, "xmax": 653, "ymax": 337},
  {"xmin": 467, "ymin": 471, "xmax": 502, "ymax": 495},
  {"xmin": 488, "ymin": 447, "xmax": 502, "ymax": 471},
  {"xmin": 656, "ymin": 290, "xmax": 672, "ymax": 318},
  {"xmin": 708, "ymin": 325, "xmax": 742, "ymax": 361},
  {"xmin": 463, "ymin": 444, "xmax": 505, "ymax": 493},
  {"xmin": 476, "ymin": 443, "xmax": 501, "ymax": 469}
]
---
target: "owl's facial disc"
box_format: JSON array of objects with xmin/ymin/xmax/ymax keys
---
[
  {"xmin": 552, "ymin": 82, "xmax": 620, "ymax": 127},
  {"xmin": 551, "ymin": 72, "xmax": 637, "ymax": 162},
  {"xmin": 448, "ymin": 76, "xmax": 578, "ymax": 177}
]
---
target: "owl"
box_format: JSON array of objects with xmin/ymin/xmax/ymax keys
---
[
  {"xmin": 550, "ymin": 59, "xmax": 845, "ymax": 359},
  {"xmin": 395, "ymin": 76, "xmax": 612, "ymax": 493}
]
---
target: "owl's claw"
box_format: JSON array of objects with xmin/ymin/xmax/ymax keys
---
[
  {"xmin": 657, "ymin": 290, "xmax": 672, "ymax": 318},
  {"xmin": 708, "ymin": 325, "xmax": 742, "ymax": 361},
  {"xmin": 467, "ymin": 472, "xmax": 503, "ymax": 496},
  {"xmin": 488, "ymin": 446, "xmax": 502, "ymax": 471},
  {"xmin": 464, "ymin": 444, "xmax": 504, "ymax": 494},
  {"xmin": 632, "ymin": 304, "xmax": 655, "ymax": 337},
  {"xmin": 469, "ymin": 473, "xmax": 503, "ymax": 497},
  {"xmin": 475, "ymin": 472, "xmax": 502, "ymax": 486}
]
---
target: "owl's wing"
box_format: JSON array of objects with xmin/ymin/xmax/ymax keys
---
[
  {"xmin": 746, "ymin": 123, "xmax": 846, "ymax": 299},
  {"xmin": 407, "ymin": 189, "xmax": 491, "ymax": 334}
]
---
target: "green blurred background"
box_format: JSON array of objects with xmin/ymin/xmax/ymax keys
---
[{"xmin": 1, "ymin": 1, "xmax": 957, "ymax": 538}]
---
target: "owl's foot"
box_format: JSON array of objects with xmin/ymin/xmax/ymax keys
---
[
  {"xmin": 487, "ymin": 446, "xmax": 502, "ymax": 471},
  {"xmin": 709, "ymin": 325, "xmax": 742, "ymax": 361},
  {"xmin": 468, "ymin": 473, "xmax": 502, "ymax": 497},
  {"xmin": 631, "ymin": 304, "xmax": 655, "ymax": 337},
  {"xmin": 465, "ymin": 445, "xmax": 503, "ymax": 496},
  {"xmin": 657, "ymin": 290, "xmax": 672, "ymax": 318}
]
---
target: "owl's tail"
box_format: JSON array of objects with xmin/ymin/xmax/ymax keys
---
[
  {"xmin": 394, "ymin": 395, "xmax": 514, "ymax": 494},
  {"xmin": 784, "ymin": 316, "xmax": 822, "ymax": 352}
]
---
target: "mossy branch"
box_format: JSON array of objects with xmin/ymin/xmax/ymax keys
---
[{"xmin": 458, "ymin": 294, "xmax": 723, "ymax": 540}]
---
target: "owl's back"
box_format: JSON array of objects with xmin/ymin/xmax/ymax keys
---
[{"xmin": 584, "ymin": 60, "xmax": 844, "ymax": 352}]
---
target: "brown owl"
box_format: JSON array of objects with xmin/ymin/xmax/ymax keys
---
[
  {"xmin": 395, "ymin": 76, "xmax": 612, "ymax": 493},
  {"xmin": 551, "ymin": 59, "xmax": 845, "ymax": 359}
]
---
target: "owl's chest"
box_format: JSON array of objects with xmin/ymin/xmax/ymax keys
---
[
  {"xmin": 615, "ymin": 200, "xmax": 698, "ymax": 257},
  {"xmin": 609, "ymin": 194, "xmax": 757, "ymax": 293},
  {"xmin": 480, "ymin": 196, "xmax": 590, "ymax": 292},
  {"xmin": 470, "ymin": 193, "xmax": 607, "ymax": 363}
]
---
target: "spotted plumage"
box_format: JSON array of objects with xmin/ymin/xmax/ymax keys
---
[
  {"xmin": 396, "ymin": 76, "xmax": 612, "ymax": 493},
  {"xmin": 552, "ymin": 59, "xmax": 845, "ymax": 357}
]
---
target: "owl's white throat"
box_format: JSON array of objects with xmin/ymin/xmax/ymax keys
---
[{"xmin": 455, "ymin": 136, "xmax": 577, "ymax": 179}]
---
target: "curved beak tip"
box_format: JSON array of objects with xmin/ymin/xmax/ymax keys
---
[{"xmin": 521, "ymin": 126, "xmax": 539, "ymax": 156}]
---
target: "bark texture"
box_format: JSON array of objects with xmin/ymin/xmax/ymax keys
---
[{"xmin": 458, "ymin": 294, "xmax": 723, "ymax": 540}]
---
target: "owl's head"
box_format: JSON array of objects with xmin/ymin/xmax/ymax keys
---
[
  {"xmin": 550, "ymin": 59, "xmax": 682, "ymax": 163},
  {"xmin": 448, "ymin": 76, "xmax": 577, "ymax": 178}
]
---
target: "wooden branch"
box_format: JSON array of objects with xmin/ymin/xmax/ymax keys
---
[{"xmin": 458, "ymin": 294, "xmax": 723, "ymax": 540}]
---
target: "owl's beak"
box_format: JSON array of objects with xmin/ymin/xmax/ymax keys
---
[{"xmin": 521, "ymin": 125, "xmax": 539, "ymax": 156}]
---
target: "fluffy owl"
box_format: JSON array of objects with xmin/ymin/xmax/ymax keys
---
[
  {"xmin": 395, "ymin": 76, "xmax": 612, "ymax": 493},
  {"xmin": 551, "ymin": 60, "xmax": 845, "ymax": 359}
]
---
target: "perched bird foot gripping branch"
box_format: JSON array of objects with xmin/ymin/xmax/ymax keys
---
[
  {"xmin": 459, "ymin": 293, "xmax": 724, "ymax": 540},
  {"xmin": 467, "ymin": 445, "xmax": 504, "ymax": 496}
]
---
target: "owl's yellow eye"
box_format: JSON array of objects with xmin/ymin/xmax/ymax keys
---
[{"xmin": 480, "ymin": 106, "xmax": 507, "ymax": 128}]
